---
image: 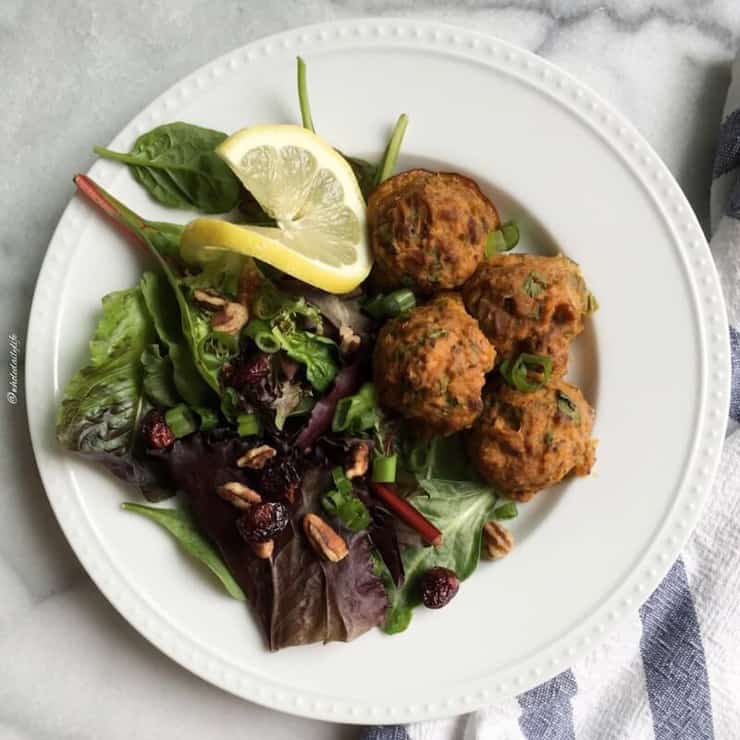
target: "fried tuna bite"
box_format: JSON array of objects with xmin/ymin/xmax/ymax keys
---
[
  {"xmin": 462, "ymin": 254, "xmax": 593, "ymax": 378},
  {"xmin": 467, "ymin": 379, "xmax": 596, "ymax": 501},
  {"xmin": 368, "ymin": 169, "xmax": 499, "ymax": 294},
  {"xmin": 373, "ymin": 294, "xmax": 495, "ymax": 436}
]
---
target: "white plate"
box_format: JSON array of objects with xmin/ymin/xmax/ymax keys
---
[{"xmin": 26, "ymin": 18, "xmax": 730, "ymax": 724}]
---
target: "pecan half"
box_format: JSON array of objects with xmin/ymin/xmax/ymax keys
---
[
  {"xmin": 303, "ymin": 513, "xmax": 348, "ymax": 562},
  {"xmin": 211, "ymin": 302, "xmax": 248, "ymax": 335},
  {"xmin": 482, "ymin": 521, "xmax": 514, "ymax": 560},
  {"xmin": 237, "ymin": 445, "xmax": 277, "ymax": 470},
  {"xmin": 192, "ymin": 288, "xmax": 228, "ymax": 311},
  {"xmin": 251, "ymin": 540, "xmax": 274, "ymax": 559},
  {"xmin": 339, "ymin": 324, "xmax": 361, "ymax": 356},
  {"xmin": 217, "ymin": 481, "xmax": 261, "ymax": 509},
  {"xmin": 345, "ymin": 443, "xmax": 369, "ymax": 480}
]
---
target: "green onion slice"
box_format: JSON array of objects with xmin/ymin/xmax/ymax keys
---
[
  {"xmin": 500, "ymin": 353, "xmax": 552, "ymax": 393},
  {"xmin": 371, "ymin": 453, "xmax": 397, "ymax": 483},
  {"xmin": 363, "ymin": 289, "xmax": 416, "ymax": 320},
  {"xmin": 485, "ymin": 221, "xmax": 520, "ymax": 256},
  {"xmin": 237, "ymin": 413, "xmax": 262, "ymax": 437},
  {"xmin": 192, "ymin": 406, "xmax": 219, "ymax": 432},
  {"xmin": 165, "ymin": 404, "xmax": 197, "ymax": 438},
  {"xmin": 296, "ymin": 56, "xmax": 315, "ymax": 133},
  {"xmin": 376, "ymin": 113, "xmax": 409, "ymax": 185},
  {"xmin": 556, "ymin": 390, "xmax": 581, "ymax": 423}
]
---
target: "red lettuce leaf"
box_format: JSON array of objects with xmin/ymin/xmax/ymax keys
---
[{"xmin": 163, "ymin": 434, "xmax": 387, "ymax": 649}]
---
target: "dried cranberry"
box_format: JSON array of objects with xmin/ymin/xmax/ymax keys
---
[
  {"xmin": 227, "ymin": 353, "xmax": 272, "ymax": 389},
  {"xmin": 257, "ymin": 457, "xmax": 301, "ymax": 502},
  {"xmin": 420, "ymin": 567, "xmax": 460, "ymax": 609},
  {"xmin": 140, "ymin": 409, "xmax": 175, "ymax": 450},
  {"xmin": 236, "ymin": 502, "xmax": 289, "ymax": 543}
]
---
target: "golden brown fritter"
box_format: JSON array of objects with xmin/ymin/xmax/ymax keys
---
[
  {"xmin": 462, "ymin": 254, "xmax": 594, "ymax": 378},
  {"xmin": 373, "ymin": 294, "xmax": 495, "ymax": 436},
  {"xmin": 466, "ymin": 379, "xmax": 596, "ymax": 501},
  {"xmin": 368, "ymin": 169, "xmax": 499, "ymax": 294}
]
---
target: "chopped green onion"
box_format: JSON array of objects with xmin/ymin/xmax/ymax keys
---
[
  {"xmin": 371, "ymin": 453, "xmax": 397, "ymax": 483},
  {"xmin": 321, "ymin": 489, "xmax": 371, "ymax": 531},
  {"xmin": 255, "ymin": 333, "xmax": 280, "ymax": 353},
  {"xmin": 556, "ymin": 390, "xmax": 580, "ymax": 423},
  {"xmin": 501, "ymin": 221, "xmax": 520, "ymax": 250},
  {"xmin": 364, "ymin": 289, "xmax": 416, "ymax": 320},
  {"xmin": 485, "ymin": 221, "xmax": 520, "ymax": 256},
  {"xmin": 332, "ymin": 383, "xmax": 378, "ymax": 433},
  {"xmin": 493, "ymin": 501, "xmax": 518, "ymax": 520},
  {"xmin": 192, "ymin": 406, "xmax": 219, "ymax": 432},
  {"xmin": 485, "ymin": 230, "xmax": 506, "ymax": 256},
  {"xmin": 237, "ymin": 413, "xmax": 262, "ymax": 437},
  {"xmin": 500, "ymin": 353, "xmax": 552, "ymax": 393},
  {"xmin": 376, "ymin": 113, "xmax": 409, "ymax": 185},
  {"xmin": 165, "ymin": 404, "xmax": 197, "ymax": 438},
  {"xmin": 331, "ymin": 466, "xmax": 353, "ymax": 495},
  {"xmin": 296, "ymin": 56, "xmax": 315, "ymax": 133},
  {"xmin": 245, "ymin": 319, "xmax": 280, "ymax": 354},
  {"xmin": 586, "ymin": 291, "xmax": 599, "ymax": 314}
]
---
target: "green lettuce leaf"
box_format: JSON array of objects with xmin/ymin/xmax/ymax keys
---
[
  {"xmin": 139, "ymin": 271, "xmax": 213, "ymax": 406},
  {"xmin": 57, "ymin": 286, "xmax": 153, "ymax": 453},
  {"xmin": 140, "ymin": 344, "xmax": 179, "ymax": 407},
  {"xmin": 56, "ymin": 284, "xmax": 171, "ymax": 499},
  {"xmin": 122, "ymin": 502, "xmax": 245, "ymax": 600},
  {"xmin": 382, "ymin": 479, "xmax": 498, "ymax": 634}
]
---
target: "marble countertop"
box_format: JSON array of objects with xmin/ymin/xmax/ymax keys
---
[{"xmin": 1, "ymin": 2, "xmax": 738, "ymax": 738}]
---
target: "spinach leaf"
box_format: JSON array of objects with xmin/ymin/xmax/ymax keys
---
[
  {"xmin": 382, "ymin": 479, "xmax": 498, "ymax": 634},
  {"xmin": 141, "ymin": 344, "xmax": 179, "ymax": 407},
  {"xmin": 93, "ymin": 122, "xmax": 240, "ymax": 213},
  {"xmin": 271, "ymin": 327, "xmax": 338, "ymax": 392},
  {"xmin": 122, "ymin": 502, "xmax": 245, "ymax": 600},
  {"xmin": 139, "ymin": 271, "xmax": 214, "ymax": 406},
  {"xmin": 56, "ymin": 284, "xmax": 172, "ymax": 499}
]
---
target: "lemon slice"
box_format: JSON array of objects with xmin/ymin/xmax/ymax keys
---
[{"xmin": 181, "ymin": 124, "xmax": 371, "ymax": 294}]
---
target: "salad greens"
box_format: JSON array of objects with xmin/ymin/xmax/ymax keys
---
[
  {"xmin": 122, "ymin": 502, "xmax": 245, "ymax": 600},
  {"xmin": 381, "ymin": 479, "xmax": 499, "ymax": 634},
  {"xmin": 94, "ymin": 122, "xmax": 241, "ymax": 213}
]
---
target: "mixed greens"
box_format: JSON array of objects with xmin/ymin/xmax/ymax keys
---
[{"xmin": 56, "ymin": 58, "xmax": 519, "ymax": 649}]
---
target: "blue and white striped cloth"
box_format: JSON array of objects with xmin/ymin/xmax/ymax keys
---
[{"xmin": 363, "ymin": 59, "xmax": 740, "ymax": 740}]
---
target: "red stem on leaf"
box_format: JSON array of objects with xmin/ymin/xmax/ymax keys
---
[
  {"xmin": 371, "ymin": 482, "xmax": 443, "ymax": 547},
  {"xmin": 73, "ymin": 174, "xmax": 148, "ymax": 249}
]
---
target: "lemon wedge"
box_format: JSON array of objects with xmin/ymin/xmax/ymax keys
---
[{"xmin": 181, "ymin": 124, "xmax": 371, "ymax": 294}]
